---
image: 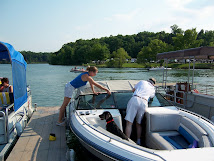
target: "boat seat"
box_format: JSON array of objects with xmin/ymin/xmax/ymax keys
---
[
  {"xmin": 85, "ymin": 109, "xmax": 123, "ymax": 132},
  {"xmin": 0, "ymin": 92, "xmax": 11, "ymax": 107},
  {"xmin": 145, "ymin": 108, "xmax": 213, "ymax": 150}
]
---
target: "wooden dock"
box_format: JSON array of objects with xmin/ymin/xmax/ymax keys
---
[{"xmin": 7, "ymin": 106, "xmax": 67, "ymax": 161}]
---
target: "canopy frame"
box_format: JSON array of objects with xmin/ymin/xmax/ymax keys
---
[{"xmin": 157, "ymin": 47, "xmax": 214, "ymax": 90}]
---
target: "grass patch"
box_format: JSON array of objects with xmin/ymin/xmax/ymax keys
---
[
  {"xmin": 168, "ymin": 63, "xmax": 183, "ymax": 68},
  {"xmin": 195, "ymin": 63, "xmax": 214, "ymax": 69},
  {"xmin": 168, "ymin": 63, "xmax": 214, "ymax": 69},
  {"xmin": 82, "ymin": 63, "xmax": 107, "ymax": 68},
  {"xmin": 122, "ymin": 63, "xmax": 145, "ymax": 68}
]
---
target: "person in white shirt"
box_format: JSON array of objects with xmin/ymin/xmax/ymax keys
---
[{"xmin": 125, "ymin": 78, "xmax": 156, "ymax": 145}]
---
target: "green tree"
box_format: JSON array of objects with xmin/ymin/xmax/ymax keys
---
[
  {"xmin": 60, "ymin": 45, "xmax": 74, "ymax": 65},
  {"xmin": 48, "ymin": 25, "xmax": 214, "ymax": 66},
  {"xmin": 107, "ymin": 48, "xmax": 130, "ymax": 68},
  {"xmin": 173, "ymin": 28, "xmax": 203, "ymax": 50},
  {"xmin": 137, "ymin": 39, "xmax": 170, "ymax": 63},
  {"xmin": 121, "ymin": 35, "xmax": 135, "ymax": 57},
  {"xmin": 137, "ymin": 46, "xmax": 152, "ymax": 63},
  {"xmin": 21, "ymin": 51, "xmax": 50, "ymax": 63},
  {"xmin": 90, "ymin": 43, "xmax": 110, "ymax": 61},
  {"xmin": 74, "ymin": 45, "xmax": 92, "ymax": 64},
  {"xmin": 170, "ymin": 24, "xmax": 183, "ymax": 35},
  {"xmin": 203, "ymin": 31, "xmax": 214, "ymax": 46},
  {"xmin": 105, "ymin": 36, "xmax": 123, "ymax": 53},
  {"xmin": 49, "ymin": 53, "xmax": 58, "ymax": 65},
  {"xmin": 209, "ymin": 42, "xmax": 214, "ymax": 47}
]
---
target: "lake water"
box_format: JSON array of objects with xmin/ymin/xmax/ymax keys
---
[{"xmin": 1, "ymin": 64, "xmax": 214, "ymax": 107}]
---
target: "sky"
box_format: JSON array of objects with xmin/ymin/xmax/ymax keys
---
[{"xmin": 1, "ymin": 0, "xmax": 214, "ymax": 52}]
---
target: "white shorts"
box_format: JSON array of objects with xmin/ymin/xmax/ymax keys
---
[
  {"xmin": 64, "ymin": 82, "xmax": 75, "ymax": 98},
  {"xmin": 125, "ymin": 96, "xmax": 147, "ymax": 124}
]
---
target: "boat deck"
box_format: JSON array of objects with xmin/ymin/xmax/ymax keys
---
[{"xmin": 7, "ymin": 106, "xmax": 67, "ymax": 161}]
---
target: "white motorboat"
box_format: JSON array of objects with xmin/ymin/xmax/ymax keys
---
[
  {"xmin": 70, "ymin": 67, "xmax": 86, "ymax": 73},
  {"xmin": 70, "ymin": 69, "xmax": 85, "ymax": 73},
  {"xmin": 68, "ymin": 80, "xmax": 214, "ymax": 161},
  {"xmin": 0, "ymin": 41, "xmax": 34, "ymax": 160},
  {"xmin": 148, "ymin": 67, "xmax": 172, "ymax": 71}
]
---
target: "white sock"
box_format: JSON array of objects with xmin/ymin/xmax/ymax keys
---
[{"xmin": 137, "ymin": 139, "xmax": 141, "ymax": 145}]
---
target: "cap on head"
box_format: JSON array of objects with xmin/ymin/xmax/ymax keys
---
[{"xmin": 148, "ymin": 78, "xmax": 156, "ymax": 85}]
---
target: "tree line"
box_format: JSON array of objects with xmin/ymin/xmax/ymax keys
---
[
  {"xmin": 21, "ymin": 25, "xmax": 214, "ymax": 67},
  {"xmin": 20, "ymin": 51, "xmax": 51, "ymax": 63}
]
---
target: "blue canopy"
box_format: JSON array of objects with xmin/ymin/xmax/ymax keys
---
[{"xmin": 0, "ymin": 41, "xmax": 27, "ymax": 111}]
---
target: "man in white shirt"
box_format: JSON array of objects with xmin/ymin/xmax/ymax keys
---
[{"xmin": 125, "ymin": 78, "xmax": 156, "ymax": 145}]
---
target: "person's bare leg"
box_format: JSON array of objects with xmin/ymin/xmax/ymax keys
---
[
  {"xmin": 125, "ymin": 121, "xmax": 133, "ymax": 138},
  {"xmin": 136, "ymin": 123, "xmax": 142, "ymax": 145},
  {"xmin": 58, "ymin": 97, "xmax": 71, "ymax": 123}
]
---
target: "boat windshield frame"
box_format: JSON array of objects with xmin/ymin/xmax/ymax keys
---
[{"xmin": 76, "ymin": 92, "xmax": 173, "ymax": 110}]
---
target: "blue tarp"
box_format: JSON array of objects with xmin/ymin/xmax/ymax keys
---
[{"xmin": 0, "ymin": 41, "xmax": 27, "ymax": 111}]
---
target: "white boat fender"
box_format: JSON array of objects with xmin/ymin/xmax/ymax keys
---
[
  {"xmin": 15, "ymin": 122, "xmax": 23, "ymax": 136},
  {"xmin": 66, "ymin": 149, "xmax": 75, "ymax": 161},
  {"xmin": 211, "ymin": 116, "xmax": 214, "ymax": 123}
]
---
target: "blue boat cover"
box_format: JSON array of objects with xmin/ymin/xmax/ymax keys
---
[{"xmin": 0, "ymin": 41, "xmax": 27, "ymax": 111}]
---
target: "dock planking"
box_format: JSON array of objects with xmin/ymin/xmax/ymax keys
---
[{"xmin": 7, "ymin": 107, "xmax": 67, "ymax": 161}]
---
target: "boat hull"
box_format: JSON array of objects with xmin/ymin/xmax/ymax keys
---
[
  {"xmin": 68, "ymin": 80, "xmax": 214, "ymax": 161},
  {"xmin": 71, "ymin": 126, "xmax": 116, "ymax": 161},
  {"xmin": 69, "ymin": 108, "xmax": 164, "ymax": 161},
  {"xmin": 69, "ymin": 107, "xmax": 214, "ymax": 161}
]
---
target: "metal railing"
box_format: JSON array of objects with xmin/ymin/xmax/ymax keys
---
[
  {"xmin": 5, "ymin": 104, "xmax": 14, "ymax": 143},
  {"xmin": 157, "ymin": 85, "xmax": 214, "ymax": 120},
  {"xmin": 193, "ymin": 84, "xmax": 214, "ymax": 96},
  {"xmin": 0, "ymin": 104, "xmax": 14, "ymax": 144},
  {"xmin": 156, "ymin": 86, "xmax": 186, "ymax": 107},
  {"xmin": 0, "ymin": 111, "xmax": 7, "ymax": 144}
]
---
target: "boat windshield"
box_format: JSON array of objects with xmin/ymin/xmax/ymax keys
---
[
  {"xmin": 114, "ymin": 93, "xmax": 172, "ymax": 109},
  {"xmin": 78, "ymin": 94, "xmax": 115, "ymax": 109},
  {"xmin": 149, "ymin": 93, "xmax": 172, "ymax": 107},
  {"xmin": 77, "ymin": 93, "xmax": 172, "ymax": 110}
]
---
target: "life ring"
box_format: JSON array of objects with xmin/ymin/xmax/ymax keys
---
[
  {"xmin": 177, "ymin": 99, "xmax": 180, "ymax": 104},
  {"xmin": 193, "ymin": 89, "xmax": 199, "ymax": 93}
]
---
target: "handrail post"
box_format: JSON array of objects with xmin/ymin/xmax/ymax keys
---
[
  {"xmin": 0, "ymin": 111, "xmax": 7, "ymax": 144},
  {"xmin": 192, "ymin": 57, "xmax": 195, "ymax": 88},
  {"xmin": 5, "ymin": 107, "xmax": 9, "ymax": 143},
  {"xmin": 187, "ymin": 57, "xmax": 191, "ymax": 92}
]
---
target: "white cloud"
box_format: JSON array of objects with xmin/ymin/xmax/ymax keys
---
[
  {"xmin": 165, "ymin": 0, "xmax": 194, "ymax": 9},
  {"xmin": 197, "ymin": 6, "xmax": 214, "ymax": 19},
  {"xmin": 105, "ymin": 8, "xmax": 142, "ymax": 22},
  {"xmin": 158, "ymin": 0, "xmax": 214, "ymax": 32},
  {"xmin": 165, "ymin": 0, "xmax": 214, "ymax": 20}
]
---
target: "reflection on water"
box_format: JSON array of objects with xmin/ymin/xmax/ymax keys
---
[
  {"xmin": 100, "ymin": 70, "xmax": 147, "ymax": 73},
  {"xmin": 0, "ymin": 64, "xmax": 214, "ymax": 106},
  {"xmin": 169, "ymin": 70, "xmax": 213, "ymax": 78},
  {"xmin": 170, "ymin": 72, "xmax": 189, "ymax": 77}
]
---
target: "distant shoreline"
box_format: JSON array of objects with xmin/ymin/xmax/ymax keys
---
[
  {"xmin": 82, "ymin": 63, "xmax": 214, "ymax": 69},
  {"xmin": 2, "ymin": 62, "xmax": 212, "ymax": 69}
]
